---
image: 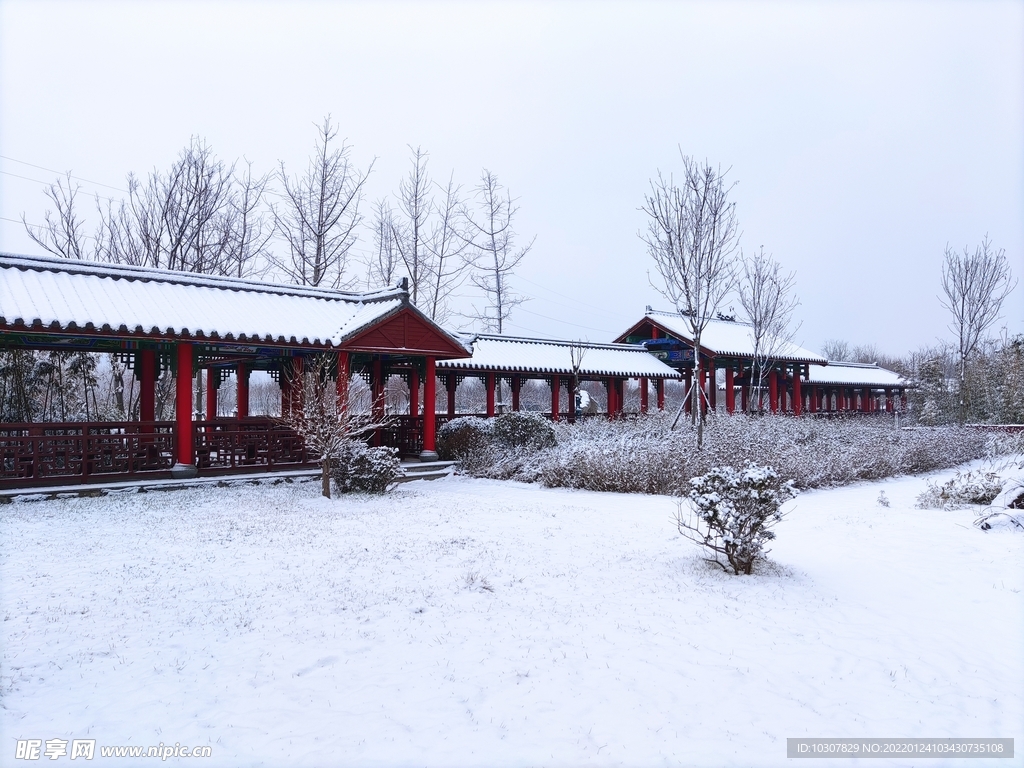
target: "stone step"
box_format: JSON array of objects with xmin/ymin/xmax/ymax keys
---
[{"xmin": 395, "ymin": 468, "xmax": 453, "ymax": 484}]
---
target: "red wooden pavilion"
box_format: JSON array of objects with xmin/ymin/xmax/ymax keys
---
[{"xmin": 0, "ymin": 253, "xmax": 467, "ymax": 488}]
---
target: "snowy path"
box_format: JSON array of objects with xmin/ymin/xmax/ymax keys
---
[{"xmin": 2, "ymin": 468, "xmax": 1021, "ymax": 766}]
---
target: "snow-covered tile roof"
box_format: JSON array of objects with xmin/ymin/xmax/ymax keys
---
[
  {"xmin": 437, "ymin": 335, "xmax": 680, "ymax": 378},
  {"xmin": 0, "ymin": 252, "xmax": 412, "ymax": 347},
  {"xmin": 638, "ymin": 310, "xmax": 828, "ymax": 364},
  {"xmin": 807, "ymin": 362, "xmax": 906, "ymax": 387}
]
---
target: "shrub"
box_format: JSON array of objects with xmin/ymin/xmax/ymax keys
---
[
  {"xmin": 915, "ymin": 469, "xmax": 1004, "ymax": 510},
  {"xmin": 492, "ymin": 411, "xmax": 557, "ymax": 450},
  {"xmin": 331, "ymin": 440, "xmax": 402, "ymax": 494},
  {"xmin": 437, "ymin": 417, "xmax": 494, "ymax": 462},
  {"xmin": 675, "ymin": 463, "xmax": 797, "ymax": 575}
]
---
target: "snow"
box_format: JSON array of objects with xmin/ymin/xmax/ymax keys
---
[
  {"xmin": 440, "ymin": 335, "xmax": 678, "ymax": 379},
  {"xmin": 2, "ymin": 466, "xmax": 1022, "ymax": 767},
  {"xmin": 806, "ymin": 361, "xmax": 906, "ymax": 388},
  {"xmin": 0, "ymin": 253, "xmax": 409, "ymax": 347},
  {"xmin": 634, "ymin": 310, "xmax": 828, "ymax": 364}
]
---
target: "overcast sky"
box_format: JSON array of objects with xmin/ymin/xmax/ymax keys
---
[{"xmin": 1, "ymin": 0, "xmax": 1021, "ymax": 357}]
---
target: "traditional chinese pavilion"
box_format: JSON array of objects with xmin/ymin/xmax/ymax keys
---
[
  {"xmin": 0, "ymin": 253, "xmax": 468, "ymax": 488},
  {"xmin": 616, "ymin": 309, "xmax": 907, "ymax": 415}
]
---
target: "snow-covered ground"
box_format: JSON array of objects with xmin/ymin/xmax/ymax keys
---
[{"xmin": 2, "ymin": 464, "xmax": 1022, "ymax": 767}]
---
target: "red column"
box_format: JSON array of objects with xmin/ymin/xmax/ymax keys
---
[
  {"xmin": 512, "ymin": 375, "xmax": 521, "ymax": 412},
  {"xmin": 336, "ymin": 351, "xmax": 349, "ymax": 413},
  {"xmin": 551, "ymin": 375, "xmax": 561, "ymax": 421},
  {"xmin": 792, "ymin": 367, "xmax": 802, "ymax": 416},
  {"xmin": 725, "ymin": 366, "xmax": 735, "ymax": 414},
  {"xmin": 684, "ymin": 368, "xmax": 692, "ymax": 413},
  {"xmin": 281, "ymin": 362, "xmax": 291, "ymax": 418},
  {"xmin": 861, "ymin": 387, "xmax": 870, "ymax": 413},
  {"xmin": 769, "ymin": 369, "xmax": 779, "ymax": 413},
  {"xmin": 605, "ymin": 377, "xmax": 615, "ymax": 418},
  {"xmin": 808, "ymin": 385, "xmax": 817, "ymax": 414},
  {"xmin": 140, "ymin": 349, "xmax": 156, "ymax": 426},
  {"xmin": 885, "ymin": 388, "xmax": 893, "ymax": 413},
  {"xmin": 409, "ymin": 366, "xmax": 420, "ymax": 418},
  {"xmin": 707, "ymin": 360, "xmax": 717, "ymax": 411},
  {"xmin": 639, "ymin": 377, "xmax": 649, "ymax": 413},
  {"xmin": 291, "ymin": 356, "xmax": 304, "ymax": 415},
  {"xmin": 175, "ymin": 342, "xmax": 194, "ymax": 469},
  {"xmin": 237, "ymin": 362, "xmax": 249, "ymax": 418},
  {"xmin": 421, "ymin": 357, "xmax": 437, "ymax": 459},
  {"xmin": 486, "ymin": 372, "xmax": 496, "ymax": 417},
  {"xmin": 447, "ymin": 374, "xmax": 457, "ymax": 417},
  {"xmin": 656, "ymin": 379, "xmax": 665, "ymax": 410},
  {"xmin": 741, "ymin": 369, "xmax": 749, "ymax": 412},
  {"xmin": 651, "ymin": 326, "xmax": 659, "ymax": 339},
  {"xmin": 371, "ymin": 358, "xmax": 384, "ymax": 445},
  {"xmin": 206, "ymin": 368, "xmax": 218, "ymax": 420}
]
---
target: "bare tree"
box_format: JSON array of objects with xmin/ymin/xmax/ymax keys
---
[
  {"xmin": 737, "ymin": 247, "xmax": 800, "ymax": 414},
  {"xmin": 391, "ymin": 146, "xmax": 433, "ymax": 304},
  {"xmin": 464, "ymin": 170, "xmax": 534, "ymax": 333},
  {"xmin": 272, "ymin": 116, "xmax": 373, "ymax": 287},
  {"xmin": 280, "ymin": 354, "xmax": 391, "ymax": 498},
  {"xmin": 225, "ymin": 160, "xmax": 273, "ymax": 278},
  {"xmin": 366, "ymin": 198, "xmax": 400, "ymax": 288},
  {"xmin": 22, "ymin": 173, "xmax": 95, "ymax": 260},
  {"xmin": 424, "ymin": 173, "xmax": 471, "ymax": 322},
  {"xmin": 821, "ymin": 339, "xmax": 851, "ymax": 362},
  {"xmin": 641, "ymin": 154, "xmax": 739, "ymax": 447},
  {"xmin": 940, "ymin": 235, "xmax": 1017, "ymax": 420}
]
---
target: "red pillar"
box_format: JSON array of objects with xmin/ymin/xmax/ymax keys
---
[
  {"xmin": 281, "ymin": 362, "xmax": 291, "ymax": 418},
  {"xmin": 651, "ymin": 326, "xmax": 659, "ymax": 339},
  {"xmin": 140, "ymin": 349, "xmax": 156, "ymax": 427},
  {"xmin": 768, "ymin": 369, "xmax": 779, "ymax": 413},
  {"xmin": 861, "ymin": 387, "xmax": 870, "ymax": 413},
  {"xmin": 446, "ymin": 374, "xmax": 457, "ymax": 417},
  {"xmin": 885, "ymin": 388, "xmax": 893, "ymax": 413},
  {"xmin": 291, "ymin": 356, "xmax": 304, "ymax": 416},
  {"xmin": 409, "ymin": 366, "xmax": 420, "ymax": 418},
  {"xmin": 725, "ymin": 366, "xmax": 735, "ymax": 414},
  {"xmin": 707, "ymin": 360, "xmax": 717, "ymax": 411},
  {"xmin": 421, "ymin": 357, "xmax": 437, "ymax": 459},
  {"xmin": 808, "ymin": 385, "xmax": 817, "ymax": 414},
  {"xmin": 792, "ymin": 367, "xmax": 802, "ymax": 416},
  {"xmin": 741, "ymin": 369, "xmax": 749, "ymax": 412},
  {"xmin": 206, "ymin": 368, "xmax": 218, "ymax": 420},
  {"xmin": 639, "ymin": 377, "xmax": 649, "ymax": 413},
  {"xmin": 551, "ymin": 375, "xmax": 561, "ymax": 421},
  {"xmin": 175, "ymin": 343, "xmax": 194, "ymax": 469},
  {"xmin": 371, "ymin": 358, "xmax": 384, "ymax": 445},
  {"xmin": 512, "ymin": 375, "xmax": 521, "ymax": 412},
  {"xmin": 605, "ymin": 377, "xmax": 615, "ymax": 418},
  {"xmin": 684, "ymin": 368, "xmax": 692, "ymax": 413},
  {"xmin": 486, "ymin": 372, "xmax": 496, "ymax": 417},
  {"xmin": 336, "ymin": 351, "xmax": 349, "ymax": 413},
  {"xmin": 237, "ymin": 362, "xmax": 249, "ymax": 418},
  {"xmin": 656, "ymin": 379, "xmax": 665, "ymax": 410}
]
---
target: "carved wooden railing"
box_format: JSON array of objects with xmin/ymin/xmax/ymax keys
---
[
  {"xmin": 192, "ymin": 418, "xmax": 310, "ymax": 470},
  {"xmin": 0, "ymin": 421, "xmax": 175, "ymax": 487}
]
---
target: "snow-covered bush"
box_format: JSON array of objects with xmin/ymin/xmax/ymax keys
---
[
  {"xmin": 455, "ymin": 412, "xmax": 1005, "ymax": 492},
  {"xmin": 330, "ymin": 440, "xmax": 402, "ymax": 494},
  {"xmin": 492, "ymin": 411, "xmax": 557, "ymax": 450},
  {"xmin": 915, "ymin": 470, "xmax": 1004, "ymax": 510},
  {"xmin": 675, "ymin": 463, "xmax": 797, "ymax": 575},
  {"xmin": 437, "ymin": 417, "xmax": 494, "ymax": 462}
]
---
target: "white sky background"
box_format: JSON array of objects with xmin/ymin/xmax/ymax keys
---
[{"xmin": 1, "ymin": 0, "xmax": 1021, "ymax": 357}]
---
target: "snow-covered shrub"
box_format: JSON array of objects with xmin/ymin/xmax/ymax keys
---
[
  {"xmin": 492, "ymin": 411, "xmax": 557, "ymax": 450},
  {"xmin": 675, "ymin": 463, "xmax": 797, "ymax": 575},
  {"xmin": 330, "ymin": 440, "xmax": 402, "ymax": 494},
  {"xmin": 877, "ymin": 491, "xmax": 890, "ymax": 507},
  {"xmin": 437, "ymin": 417, "xmax": 494, "ymax": 461},
  {"xmin": 915, "ymin": 470, "xmax": 1004, "ymax": 510}
]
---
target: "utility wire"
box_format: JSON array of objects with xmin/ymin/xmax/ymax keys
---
[
  {"xmin": 0, "ymin": 154, "xmax": 128, "ymax": 192},
  {"xmin": 0, "ymin": 170, "xmax": 120, "ymax": 204}
]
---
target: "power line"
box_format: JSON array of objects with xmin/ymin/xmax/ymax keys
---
[
  {"xmin": 0, "ymin": 154, "xmax": 128, "ymax": 193},
  {"xmin": 0, "ymin": 170, "xmax": 120, "ymax": 204},
  {"xmin": 0, "ymin": 215, "xmax": 100, "ymax": 242}
]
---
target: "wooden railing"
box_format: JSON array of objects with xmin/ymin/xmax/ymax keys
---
[
  {"xmin": 193, "ymin": 418, "xmax": 310, "ymax": 470},
  {"xmin": 1, "ymin": 422, "xmax": 175, "ymax": 487}
]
